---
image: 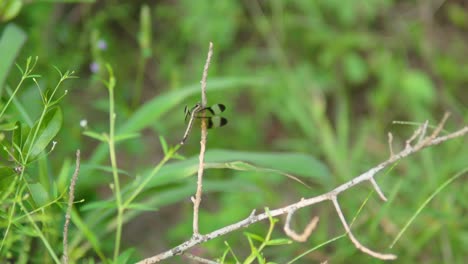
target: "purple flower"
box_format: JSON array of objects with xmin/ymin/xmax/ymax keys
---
[
  {"xmin": 97, "ymin": 39, "xmax": 107, "ymax": 50},
  {"xmin": 90, "ymin": 62, "xmax": 100, "ymax": 73}
]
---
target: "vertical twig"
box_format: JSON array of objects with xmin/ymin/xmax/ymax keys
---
[
  {"xmin": 62, "ymin": 150, "xmax": 81, "ymax": 264},
  {"xmin": 193, "ymin": 42, "xmax": 214, "ymax": 236}
]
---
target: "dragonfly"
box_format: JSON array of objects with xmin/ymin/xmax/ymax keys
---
[{"xmin": 180, "ymin": 103, "xmax": 228, "ymax": 145}]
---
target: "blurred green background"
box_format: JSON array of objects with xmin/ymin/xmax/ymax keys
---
[{"xmin": 0, "ymin": 0, "xmax": 467, "ymax": 263}]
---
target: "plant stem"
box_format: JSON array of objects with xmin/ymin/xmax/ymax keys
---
[{"xmin": 105, "ymin": 66, "xmax": 123, "ymax": 261}]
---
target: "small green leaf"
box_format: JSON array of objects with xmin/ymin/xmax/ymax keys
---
[
  {"xmin": 0, "ymin": 141, "xmax": 13, "ymax": 162},
  {"xmin": 0, "ymin": 23, "xmax": 27, "ymax": 98},
  {"xmin": 81, "ymin": 164, "xmax": 131, "ymax": 177},
  {"xmin": 80, "ymin": 200, "xmax": 117, "ymax": 211},
  {"xmin": 125, "ymin": 203, "xmax": 158, "ymax": 212},
  {"xmin": 12, "ymin": 121, "xmax": 22, "ymax": 148},
  {"xmin": 207, "ymin": 161, "xmax": 312, "ymax": 188},
  {"xmin": 244, "ymin": 232, "xmax": 265, "ymax": 242},
  {"xmin": 0, "ymin": 121, "xmax": 18, "ymax": 131},
  {"xmin": 70, "ymin": 209, "xmax": 107, "ymax": 261},
  {"xmin": 219, "ymin": 247, "xmax": 230, "ymax": 263},
  {"xmin": 83, "ymin": 130, "xmax": 107, "ymax": 142},
  {"xmin": 29, "ymin": 183, "xmax": 49, "ymax": 207},
  {"xmin": 447, "ymin": 3, "xmax": 468, "ymax": 28},
  {"xmin": 265, "ymin": 238, "xmax": 292, "ymax": 246},
  {"xmin": 0, "ymin": 167, "xmax": 16, "ymax": 195},
  {"xmin": 17, "ymin": 224, "xmax": 38, "ymax": 237},
  {"xmin": 138, "ymin": 5, "xmax": 152, "ymax": 58},
  {"xmin": 244, "ymin": 235, "xmax": 259, "ymax": 264},
  {"xmin": 159, "ymin": 135, "xmax": 168, "ymax": 155},
  {"xmin": 115, "ymin": 248, "xmax": 136, "ymax": 264},
  {"xmin": 343, "ymin": 52, "xmax": 368, "ymax": 84},
  {"xmin": 114, "ymin": 132, "xmax": 140, "ymax": 142},
  {"xmin": 400, "ymin": 70, "xmax": 435, "ymax": 105},
  {"xmin": 0, "ymin": 0, "xmax": 23, "ymax": 22},
  {"xmin": 23, "ymin": 107, "xmax": 62, "ymax": 162}
]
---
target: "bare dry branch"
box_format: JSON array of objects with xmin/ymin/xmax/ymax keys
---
[
  {"xmin": 137, "ymin": 117, "xmax": 467, "ymax": 263},
  {"xmin": 62, "ymin": 150, "xmax": 81, "ymax": 264},
  {"xmin": 193, "ymin": 42, "xmax": 214, "ymax": 236},
  {"xmin": 183, "ymin": 253, "xmax": 219, "ymax": 264},
  {"xmin": 332, "ymin": 197, "xmax": 397, "ymax": 260}
]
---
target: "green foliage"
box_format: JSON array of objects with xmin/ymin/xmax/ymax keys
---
[
  {"xmin": 0, "ymin": 58, "xmax": 73, "ymax": 263},
  {"xmin": 219, "ymin": 209, "xmax": 292, "ymax": 264}
]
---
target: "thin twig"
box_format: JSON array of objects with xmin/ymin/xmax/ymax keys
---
[
  {"xmin": 387, "ymin": 132, "xmax": 394, "ymax": 158},
  {"xmin": 193, "ymin": 42, "xmax": 214, "ymax": 236},
  {"xmin": 405, "ymin": 124, "xmax": 423, "ymax": 150},
  {"xmin": 62, "ymin": 150, "xmax": 81, "ymax": 264},
  {"xmin": 370, "ymin": 178, "xmax": 387, "ymax": 201},
  {"xmin": 137, "ymin": 118, "xmax": 467, "ymax": 263},
  {"xmin": 425, "ymin": 112, "xmax": 450, "ymax": 143},
  {"xmin": 418, "ymin": 120, "xmax": 429, "ymax": 143},
  {"xmin": 284, "ymin": 208, "xmax": 319, "ymax": 242},
  {"xmin": 331, "ymin": 197, "xmax": 397, "ymax": 260},
  {"xmin": 184, "ymin": 253, "xmax": 219, "ymax": 264}
]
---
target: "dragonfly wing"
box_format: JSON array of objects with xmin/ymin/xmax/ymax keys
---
[
  {"xmin": 206, "ymin": 116, "xmax": 228, "ymax": 128},
  {"xmin": 184, "ymin": 105, "xmax": 190, "ymax": 122},
  {"xmin": 203, "ymin": 104, "xmax": 226, "ymax": 116}
]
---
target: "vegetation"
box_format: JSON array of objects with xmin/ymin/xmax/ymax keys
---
[{"xmin": 0, "ymin": 1, "xmax": 467, "ymax": 263}]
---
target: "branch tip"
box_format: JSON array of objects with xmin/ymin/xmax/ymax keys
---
[
  {"xmin": 370, "ymin": 178, "xmax": 387, "ymax": 202},
  {"xmin": 387, "ymin": 132, "xmax": 394, "ymax": 158},
  {"xmin": 284, "ymin": 209, "xmax": 319, "ymax": 242}
]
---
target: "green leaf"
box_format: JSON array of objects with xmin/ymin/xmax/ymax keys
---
[
  {"xmin": 138, "ymin": 5, "xmax": 152, "ymax": 58},
  {"xmin": 0, "ymin": 167, "xmax": 16, "ymax": 196},
  {"xmin": 244, "ymin": 232, "xmax": 265, "ymax": 242},
  {"xmin": 83, "ymin": 131, "xmax": 108, "ymax": 142},
  {"xmin": 23, "ymin": 107, "xmax": 63, "ymax": 162},
  {"xmin": 114, "ymin": 132, "xmax": 140, "ymax": 142},
  {"xmin": 116, "ymin": 248, "xmax": 136, "ymax": 264},
  {"xmin": 0, "ymin": 1, "xmax": 23, "ymax": 22},
  {"xmin": 80, "ymin": 199, "xmax": 117, "ymax": 211},
  {"xmin": 447, "ymin": 3, "xmax": 468, "ymax": 29},
  {"xmin": 17, "ymin": 224, "xmax": 38, "ymax": 237},
  {"xmin": 125, "ymin": 203, "xmax": 158, "ymax": 212},
  {"xmin": 70, "ymin": 209, "xmax": 107, "ymax": 262},
  {"xmin": 219, "ymin": 247, "xmax": 230, "ymax": 263},
  {"xmin": 203, "ymin": 150, "xmax": 330, "ymax": 180},
  {"xmin": 0, "ymin": 121, "xmax": 18, "ymax": 131},
  {"xmin": 0, "ymin": 141, "xmax": 13, "ymax": 162},
  {"xmin": 29, "ymin": 182, "xmax": 49, "ymax": 207},
  {"xmin": 265, "ymin": 238, "xmax": 292, "ymax": 246},
  {"xmin": 244, "ymin": 234, "xmax": 260, "ymax": 264},
  {"xmin": 343, "ymin": 52, "xmax": 368, "ymax": 84},
  {"xmin": 138, "ymin": 150, "xmax": 330, "ymax": 191},
  {"xmin": 400, "ymin": 70, "xmax": 435, "ymax": 105},
  {"xmin": 12, "ymin": 121, "xmax": 22, "ymax": 148},
  {"xmin": 0, "ymin": 23, "xmax": 27, "ymax": 98},
  {"xmin": 206, "ymin": 161, "xmax": 311, "ymax": 188},
  {"xmin": 159, "ymin": 135, "xmax": 168, "ymax": 155},
  {"xmin": 81, "ymin": 164, "xmax": 131, "ymax": 177}
]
